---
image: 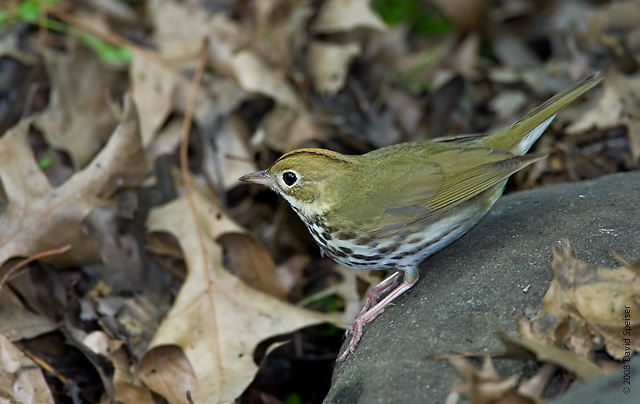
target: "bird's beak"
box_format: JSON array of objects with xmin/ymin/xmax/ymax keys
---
[{"xmin": 239, "ymin": 170, "xmax": 276, "ymax": 188}]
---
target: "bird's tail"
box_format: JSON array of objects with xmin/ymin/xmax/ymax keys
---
[{"xmin": 481, "ymin": 73, "xmax": 602, "ymax": 155}]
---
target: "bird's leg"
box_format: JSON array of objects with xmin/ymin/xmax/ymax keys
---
[
  {"xmin": 357, "ymin": 271, "xmax": 403, "ymax": 316},
  {"xmin": 338, "ymin": 269, "xmax": 419, "ymax": 362},
  {"xmin": 345, "ymin": 271, "xmax": 402, "ymax": 338}
]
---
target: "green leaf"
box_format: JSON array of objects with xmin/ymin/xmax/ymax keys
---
[
  {"xmin": 17, "ymin": 0, "xmax": 41, "ymax": 23},
  {"xmin": 78, "ymin": 33, "xmax": 132, "ymax": 64},
  {"xmin": 14, "ymin": 0, "xmax": 65, "ymax": 24},
  {"xmin": 305, "ymin": 323, "xmax": 341, "ymax": 337},
  {"xmin": 284, "ymin": 393, "xmax": 303, "ymax": 404},
  {"xmin": 372, "ymin": 0, "xmax": 418, "ymax": 25},
  {"xmin": 373, "ymin": 0, "xmax": 452, "ymax": 36},
  {"xmin": 38, "ymin": 155, "xmax": 53, "ymax": 170},
  {"xmin": 412, "ymin": 6, "xmax": 452, "ymax": 36}
]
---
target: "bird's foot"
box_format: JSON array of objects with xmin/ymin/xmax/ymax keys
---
[
  {"xmin": 338, "ymin": 276, "xmax": 418, "ymax": 362},
  {"xmin": 338, "ymin": 306, "xmax": 385, "ymax": 362},
  {"xmin": 358, "ymin": 271, "xmax": 403, "ymax": 315}
]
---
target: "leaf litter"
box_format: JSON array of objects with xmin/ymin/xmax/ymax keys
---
[
  {"xmin": 0, "ymin": 0, "xmax": 637, "ymax": 403},
  {"xmin": 443, "ymin": 241, "xmax": 640, "ymax": 404}
]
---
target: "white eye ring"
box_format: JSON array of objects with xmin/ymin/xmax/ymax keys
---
[{"xmin": 282, "ymin": 171, "xmax": 298, "ymax": 187}]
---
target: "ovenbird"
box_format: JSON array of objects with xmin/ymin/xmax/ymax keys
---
[{"xmin": 240, "ymin": 74, "xmax": 601, "ymax": 361}]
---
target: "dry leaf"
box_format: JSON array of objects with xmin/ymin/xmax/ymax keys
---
[
  {"xmin": 200, "ymin": 116, "xmax": 257, "ymax": 190},
  {"xmin": 112, "ymin": 346, "xmax": 156, "ymax": 404},
  {"xmin": 283, "ymin": 106, "xmax": 330, "ymax": 150},
  {"xmin": 566, "ymin": 69, "xmax": 640, "ymax": 159},
  {"xmin": 449, "ymin": 357, "xmax": 555, "ymax": 404},
  {"xmin": 553, "ymin": 242, "xmax": 640, "ymax": 359},
  {"xmin": 34, "ymin": 38, "xmax": 121, "ymax": 169},
  {"xmin": 519, "ymin": 278, "xmax": 571, "ymax": 346},
  {"xmin": 131, "ymin": 48, "xmax": 254, "ymax": 189},
  {"xmin": 129, "ymin": 51, "xmax": 180, "ymax": 146},
  {"xmin": 84, "ymin": 330, "xmax": 155, "ymax": 404},
  {"xmin": 297, "ymin": 265, "xmax": 382, "ymax": 325},
  {"xmin": 130, "ymin": 50, "xmax": 245, "ymax": 148},
  {"xmin": 517, "ymin": 363, "xmax": 557, "ymax": 402},
  {"xmin": 493, "ymin": 36, "xmax": 541, "ymax": 68},
  {"xmin": 138, "ymin": 190, "xmax": 341, "ymax": 403},
  {"xmin": 275, "ymin": 254, "xmax": 310, "ymax": 292},
  {"xmin": 308, "ymin": 41, "xmax": 361, "ymax": 94},
  {"xmin": 383, "ymin": 87, "xmax": 427, "ymax": 138},
  {"xmin": 1, "ymin": 0, "xmax": 634, "ymax": 401},
  {"xmin": 0, "ymin": 96, "xmax": 146, "ymax": 268},
  {"xmin": 252, "ymin": 0, "xmax": 313, "ymax": 70},
  {"xmin": 0, "ymin": 28, "xmax": 38, "ymax": 65},
  {"xmin": 498, "ymin": 332, "xmax": 603, "ymax": 381},
  {"xmin": 0, "ymin": 283, "xmax": 58, "ymax": 341},
  {"xmin": 588, "ymin": 0, "xmax": 640, "ymax": 69},
  {"xmin": 217, "ymin": 232, "xmax": 288, "ymax": 301},
  {"xmin": 228, "ymin": 49, "xmax": 302, "ymax": 151},
  {"xmin": 147, "ymin": 0, "xmax": 249, "ymax": 72},
  {"xmin": 432, "ymin": 0, "xmax": 488, "ymax": 31},
  {"xmin": 0, "ymin": 333, "xmax": 54, "ymax": 404},
  {"xmin": 520, "ymin": 240, "xmax": 640, "ymax": 361},
  {"xmin": 230, "ymin": 50, "xmax": 298, "ymax": 108},
  {"xmin": 489, "ymin": 91, "xmax": 529, "ymax": 123},
  {"xmin": 450, "ymin": 356, "xmax": 521, "ymax": 404},
  {"xmin": 254, "ymin": 104, "xmax": 300, "ymax": 151},
  {"xmin": 313, "ymin": 0, "xmax": 387, "ymax": 33},
  {"xmin": 93, "ymin": 294, "xmax": 160, "ymax": 358},
  {"xmin": 138, "ymin": 345, "xmax": 196, "ymax": 403}
]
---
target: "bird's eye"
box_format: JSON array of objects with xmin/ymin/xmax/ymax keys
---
[{"xmin": 282, "ymin": 171, "xmax": 297, "ymax": 186}]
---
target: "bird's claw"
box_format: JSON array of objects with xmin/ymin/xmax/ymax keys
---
[{"xmin": 338, "ymin": 308, "xmax": 386, "ymax": 362}]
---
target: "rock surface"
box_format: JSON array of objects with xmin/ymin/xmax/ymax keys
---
[{"xmin": 325, "ymin": 171, "xmax": 640, "ymax": 404}]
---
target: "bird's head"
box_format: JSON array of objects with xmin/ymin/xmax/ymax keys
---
[{"xmin": 240, "ymin": 148, "xmax": 355, "ymax": 215}]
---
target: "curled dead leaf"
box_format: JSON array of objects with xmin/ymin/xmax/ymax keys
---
[
  {"xmin": 449, "ymin": 356, "xmax": 522, "ymax": 404},
  {"xmin": 520, "ymin": 240, "xmax": 640, "ymax": 362},
  {"xmin": 432, "ymin": 0, "xmax": 488, "ymax": 31},
  {"xmin": 0, "ymin": 95, "xmax": 146, "ymax": 268},
  {"xmin": 138, "ymin": 345, "xmax": 196, "ymax": 403},
  {"xmin": 313, "ymin": 0, "xmax": 387, "ymax": 33},
  {"xmin": 566, "ymin": 69, "xmax": 640, "ymax": 160},
  {"xmin": 231, "ymin": 50, "xmax": 298, "ymax": 108},
  {"xmin": 498, "ymin": 331, "xmax": 603, "ymax": 381},
  {"xmin": 308, "ymin": 41, "xmax": 361, "ymax": 95},
  {"xmin": 34, "ymin": 38, "xmax": 121, "ymax": 169},
  {"xmin": 139, "ymin": 190, "xmax": 341, "ymax": 403},
  {"xmin": 218, "ymin": 232, "xmax": 288, "ymax": 301},
  {"xmin": 0, "ymin": 333, "xmax": 54, "ymax": 404}
]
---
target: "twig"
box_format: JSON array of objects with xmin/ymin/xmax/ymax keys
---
[
  {"xmin": 0, "ymin": 244, "xmax": 71, "ymax": 294},
  {"xmin": 47, "ymin": 5, "xmax": 179, "ymax": 74},
  {"xmin": 176, "ymin": 39, "xmax": 212, "ymax": 399},
  {"xmin": 22, "ymin": 349, "xmax": 69, "ymax": 384},
  {"xmin": 179, "ymin": 36, "xmax": 209, "ymax": 249}
]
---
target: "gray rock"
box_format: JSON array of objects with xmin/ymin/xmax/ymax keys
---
[
  {"xmin": 550, "ymin": 357, "xmax": 640, "ymax": 404},
  {"xmin": 325, "ymin": 171, "xmax": 640, "ymax": 404}
]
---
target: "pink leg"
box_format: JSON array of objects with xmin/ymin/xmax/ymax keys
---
[
  {"xmin": 358, "ymin": 271, "xmax": 403, "ymax": 316},
  {"xmin": 338, "ymin": 275, "xmax": 418, "ymax": 362}
]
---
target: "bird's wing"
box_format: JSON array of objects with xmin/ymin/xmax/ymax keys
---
[{"xmin": 344, "ymin": 147, "xmax": 544, "ymax": 237}]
